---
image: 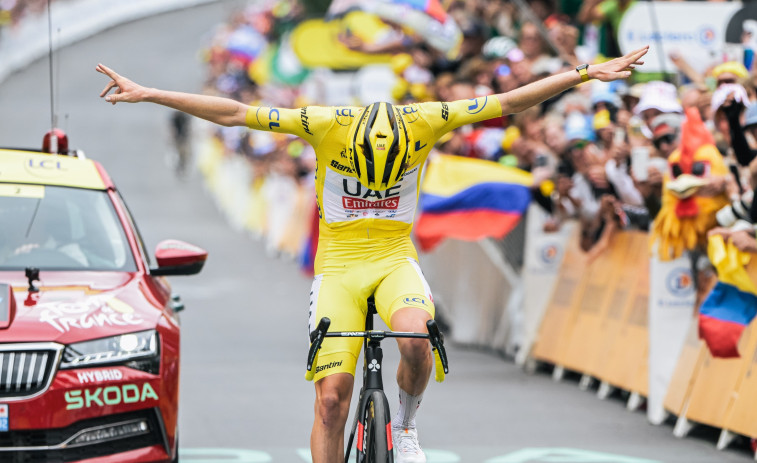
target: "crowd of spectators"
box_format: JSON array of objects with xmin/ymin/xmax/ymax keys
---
[{"xmin": 195, "ymin": 0, "xmax": 757, "ymax": 265}]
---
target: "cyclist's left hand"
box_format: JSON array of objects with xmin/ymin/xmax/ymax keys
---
[{"xmin": 588, "ymin": 45, "xmax": 649, "ymax": 82}]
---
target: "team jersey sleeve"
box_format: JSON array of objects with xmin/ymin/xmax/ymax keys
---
[
  {"xmin": 244, "ymin": 105, "xmax": 332, "ymax": 147},
  {"xmin": 418, "ymin": 96, "xmax": 503, "ymax": 139}
]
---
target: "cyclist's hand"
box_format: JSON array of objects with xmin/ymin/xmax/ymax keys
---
[
  {"xmin": 588, "ymin": 45, "xmax": 649, "ymax": 82},
  {"xmin": 96, "ymin": 64, "xmax": 148, "ymax": 105}
]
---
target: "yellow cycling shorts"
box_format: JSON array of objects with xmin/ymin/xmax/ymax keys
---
[{"xmin": 307, "ymin": 238, "xmax": 435, "ymax": 382}]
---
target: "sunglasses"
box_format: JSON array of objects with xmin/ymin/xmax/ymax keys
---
[
  {"xmin": 717, "ymin": 77, "xmax": 737, "ymax": 86},
  {"xmin": 653, "ymin": 133, "xmax": 676, "ymax": 150},
  {"xmin": 570, "ymin": 140, "xmax": 589, "ymax": 150}
]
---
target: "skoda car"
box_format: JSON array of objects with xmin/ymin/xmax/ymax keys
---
[{"xmin": 0, "ymin": 133, "xmax": 206, "ymax": 462}]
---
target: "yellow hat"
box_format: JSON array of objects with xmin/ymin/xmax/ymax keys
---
[
  {"xmin": 712, "ymin": 61, "xmax": 749, "ymax": 80},
  {"xmin": 501, "ymin": 126, "xmax": 521, "ymax": 152},
  {"xmin": 593, "ymin": 109, "xmax": 611, "ymax": 131}
]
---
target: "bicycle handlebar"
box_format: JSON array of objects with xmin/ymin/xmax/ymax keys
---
[{"xmin": 305, "ymin": 317, "xmax": 449, "ymax": 382}]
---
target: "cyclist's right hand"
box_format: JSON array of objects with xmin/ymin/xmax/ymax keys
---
[{"xmin": 96, "ymin": 64, "xmax": 148, "ymax": 105}]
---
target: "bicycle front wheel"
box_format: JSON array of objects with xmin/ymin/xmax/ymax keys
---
[{"xmin": 359, "ymin": 390, "xmax": 393, "ymax": 463}]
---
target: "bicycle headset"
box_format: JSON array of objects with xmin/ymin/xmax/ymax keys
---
[{"xmin": 348, "ymin": 102, "xmax": 413, "ymax": 191}]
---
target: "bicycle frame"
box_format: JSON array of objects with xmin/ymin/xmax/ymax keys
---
[{"xmin": 306, "ymin": 297, "xmax": 448, "ymax": 462}]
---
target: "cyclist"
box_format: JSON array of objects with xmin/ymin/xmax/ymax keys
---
[{"xmin": 96, "ymin": 45, "xmax": 647, "ymax": 463}]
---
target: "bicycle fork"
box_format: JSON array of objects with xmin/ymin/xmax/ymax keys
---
[{"xmin": 345, "ymin": 340, "xmax": 389, "ymax": 462}]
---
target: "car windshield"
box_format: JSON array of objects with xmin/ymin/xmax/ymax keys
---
[{"xmin": 0, "ymin": 184, "xmax": 136, "ymax": 271}]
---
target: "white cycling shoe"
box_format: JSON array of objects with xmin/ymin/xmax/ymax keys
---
[{"xmin": 392, "ymin": 426, "xmax": 426, "ymax": 463}]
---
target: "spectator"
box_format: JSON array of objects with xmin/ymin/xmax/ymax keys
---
[
  {"xmin": 634, "ymin": 81, "xmax": 683, "ymax": 133},
  {"xmin": 577, "ymin": 0, "xmax": 634, "ymax": 57}
]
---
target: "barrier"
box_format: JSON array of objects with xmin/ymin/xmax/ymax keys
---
[
  {"xmin": 420, "ymin": 225, "xmax": 525, "ymax": 352},
  {"xmin": 666, "ymin": 258, "xmax": 757, "ymax": 446},
  {"xmin": 516, "ymin": 205, "xmax": 575, "ymax": 367},
  {"xmin": 530, "ymin": 229, "xmax": 650, "ymax": 404},
  {"xmin": 723, "ymin": 324, "xmax": 757, "ymax": 447},
  {"xmin": 647, "ymin": 251, "xmax": 697, "ymax": 424},
  {"xmin": 675, "ymin": 324, "xmax": 757, "ymax": 435},
  {"xmin": 592, "ymin": 232, "xmax": 650, "ymax": 403},
  {"xmin": 560, "ymin": 232, "xmax": 633, "ymax": 377},
  {"xmin": 529, "ymin": 225, "xmax": 586, "ymax": 368}
]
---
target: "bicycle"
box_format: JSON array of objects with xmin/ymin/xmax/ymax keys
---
[{"xmin": 306, "ymin": 296, "xmax": 449, "ymax": 463}]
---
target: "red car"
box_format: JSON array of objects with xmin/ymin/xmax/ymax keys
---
[{"xmin": 0, "ymin": 132, "xmax": 207, "ymax": 462}]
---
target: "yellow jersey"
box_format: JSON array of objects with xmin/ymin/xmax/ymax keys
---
[{"xmin": 245, "ymin": 97, "xmax": 503, "ymax": 245}]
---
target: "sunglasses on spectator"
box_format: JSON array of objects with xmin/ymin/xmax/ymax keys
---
[
  {"xmin": 570, "ymin": 140, "xmax": 589, "ymax": 149},
  {"xmin": 717, "ymin": 77, "xmax": 737, "ymax": 86},
  {"xmin": 653, "ymin": 133, "xmax": 676, "ymax": 150}
]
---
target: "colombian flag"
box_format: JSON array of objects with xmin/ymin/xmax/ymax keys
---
[
  {"xmin": 699, "ymin": 234, "xmax": 757, "ymax": 357},
  {"xmin": 415, "ymin": 154, "xmax": 532, "ymax": 252}
]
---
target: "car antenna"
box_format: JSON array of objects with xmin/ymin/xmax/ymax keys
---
[
  {"xmin": 26, "ymin": 268, "xmax": 40, "ymax": 293},
  {"xmin": 42, "ymin": 0, "xmax": 67, "ymax": 155}
]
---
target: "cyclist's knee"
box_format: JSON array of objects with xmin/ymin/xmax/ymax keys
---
[
  {"xmin": 315, "ymin": 374, "xmax": 352, "ymax": 428},
  {"xmin": 398, "ymin": 337, "xmax": 432, "ymax": 365},
  {"xmin": 391, "ymin": 307, "xmax": 431, "ymax": 333},
  {"xmin": 391, "ymin": 308, "xmax": 433, "ymax": 364}
]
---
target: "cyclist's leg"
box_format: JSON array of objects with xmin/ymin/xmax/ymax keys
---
[
  {"xmin": 374, "ymin": 257, "xmax": 435, "ymax": 409},
  {"xmin": 375, "ymin": 258, "xmax": 434, "ymax": 461},
  {"xmin": 308, "ymin": 273, "xmax": 366, "ymax": 463},
  {"xmin": 312, "ymin": 373, "xmax": 353, "ymax": 462}
]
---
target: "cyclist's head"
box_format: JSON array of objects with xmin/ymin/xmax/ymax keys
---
[{"xmin": 348, "ymin": 102, "xmax": 412, "ymax": 191}]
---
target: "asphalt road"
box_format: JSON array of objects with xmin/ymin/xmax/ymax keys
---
[{"xmin": 0, "ymin": 2, "xmax": 752, "ymax": 462}]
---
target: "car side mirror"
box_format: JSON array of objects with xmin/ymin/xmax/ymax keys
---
[{"xmin": 151, "ymin": 240, "xmax": 207, "ymax": 276}]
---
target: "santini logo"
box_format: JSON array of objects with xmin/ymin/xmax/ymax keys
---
[
  {"xmin": 315, "ymin": 360, "xmax": 343, "ymax": 374},
  {"xmin": 330, "ymin": 160, "xmax": 353, "ymax": 173}
]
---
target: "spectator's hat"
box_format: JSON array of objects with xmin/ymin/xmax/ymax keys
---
[
  {"xmin": 650, "ymin": 113, "xmax": 683, "ymax": 138},
  {"xmin": 531, "ymin": 56, "xmax": 564, "ymax": 76},
  {"xmin": 744, "ymin": 104, "xmax": 757, "ymax": 129},
  {"xmin": 712, "ymin": 61, "xmax": 749, "ymax": 81},
  {"xmin": 710, "ymin": 83, "xmax": 752, "ymax": 113},
  {"xmin": 590, "ymin": 80, "xmax": 622, "ymax": 108},
  {"xmin": 593, "ymin": 109, "xmax": 612, "ymax": 131},
  {"xmin": 482, "ymin": 36, "xmax": 518, "ymax": 60},
  {"xmin": 564, "ymin": 111, "xmax": 595, "ymax": 142},
  {"xmin": 628, "ymin": 83, "xmax": 646, "ymax": 99},
  {"xmin": 634, "ymin": 81, "xmax": 682, "ymax": 115}
]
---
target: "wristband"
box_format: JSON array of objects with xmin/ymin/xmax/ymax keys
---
[{"xmin": 576, "ymin": 64, "xmax": 590, "ymax": 83}]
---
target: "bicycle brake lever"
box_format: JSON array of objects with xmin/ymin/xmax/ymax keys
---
[
  {"xmin": 307, "ymin": 317, "xmax": 331, "ymax": 372},
  {"xmin": 426, "ymin": 320, "xmax": 449, "ymax": 374}
]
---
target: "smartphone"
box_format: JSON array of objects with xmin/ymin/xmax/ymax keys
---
[
  {"xmin": 614, "ymin": 127, "xmax": 626, "ymax": 145},
  {"xmin": 631, "ymin": 146, "xmax": 650, "ymax": 181}
]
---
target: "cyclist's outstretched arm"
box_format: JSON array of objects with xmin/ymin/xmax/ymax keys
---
[
  {"xmin": 422, "ymin": 46, "xmax": 649, "ymax": 138},
  {"xmin": 96, "ymin": 63, "xmax": 327, "ymax": 144},
  {"xmin": 97, "ymin": 64, "xmax": 249, "ymax": 127},
  {"xmin": 497, "ymin": 45, "xmax": 648, "ymax": 115}
]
